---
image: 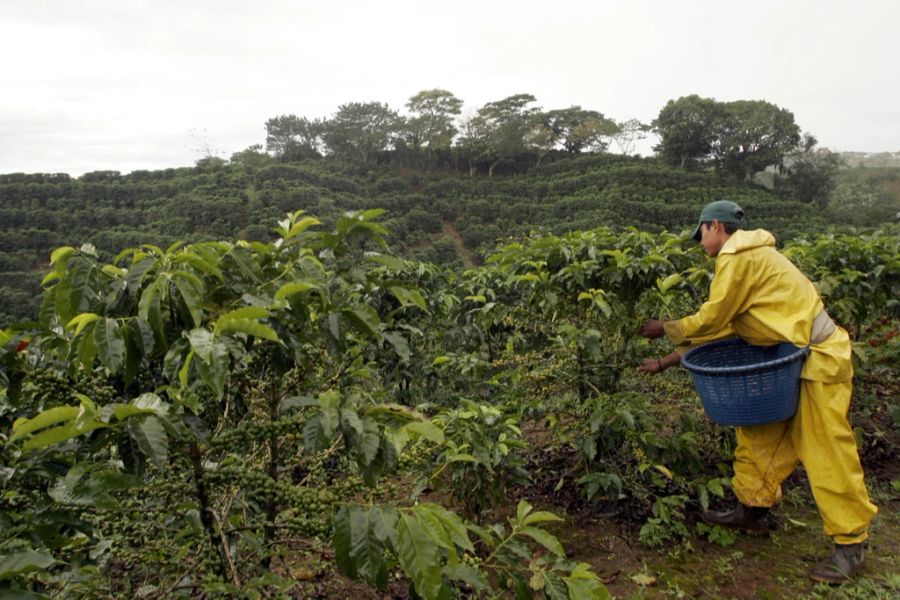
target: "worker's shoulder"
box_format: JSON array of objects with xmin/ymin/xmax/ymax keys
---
[{"xmin": 716, "ymin": 244, "xmax": 787, "ymax": 275}]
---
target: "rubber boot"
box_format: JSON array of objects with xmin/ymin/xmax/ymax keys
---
[
  {"xmin": 701, "ymin": 503, "xmax": 773, "ymax": 535},
  {"xmin": 809, "ymin": 543, "xmax": 866, "ymax": 584}
]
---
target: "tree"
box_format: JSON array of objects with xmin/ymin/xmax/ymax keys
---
[
  {"xmin": 322, "ymin": 102, "xmax": 400, "ymax": 165},
  {"xmin": 404, "ymin": 89, "xmax": 463, "ymax": 157},
  {"xmin": 230, "ymin": 144, "xmax": 274, "ymax": 170},
  {"xmin": 609, "ymin": 118, "xmax": 651, "ymax": 156},
  {"xmin": 716, "ymin": 100, "xmax": 801, "ymax": 181},
  {"xmin": 525, "ymin": 119, "xmax": 558, "ymax": 167},
  {"xmin": 776, "ymin": 133, "xmax": 844, "ymax": 208},
  {"xmin": 194, "ymin": 156, "xmax": 227, "ymax": 172},
  {"xmin": 653, "ymin": 95, "xmax": 723, "ymax": 169},
  {"xmin": 534, "ymin": 107, "xmax": 618, "ymax": 154},
  {"xmin": 264, "ymin": 115, "xmax": 324, "ymax": 160},
  {"xmin": 460, "ymin": 94, "xmax": 540, "ymax": 176},
  {"xmin": 655, "ymin": 95, "xmax": 802, "ymax": 180},
  {"xmin": 455, "ymin": 111, "xmax": 489, "ymax": 176}
]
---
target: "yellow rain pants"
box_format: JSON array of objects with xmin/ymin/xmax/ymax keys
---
[{"xmin": 664, "ymin": 229, "xmax": 877, "ymax": 544}]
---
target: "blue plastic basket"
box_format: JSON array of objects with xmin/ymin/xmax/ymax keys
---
[{"xmin": 681, "ymin": 338, "xmax": 810, "ymax": 426}]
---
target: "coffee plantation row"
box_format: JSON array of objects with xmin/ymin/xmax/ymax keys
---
[
  {"xmin": 1, "ymin": 211, "xmax": 897, "ymax": 598},
  {"xmin": 1, "ymin": 152, "xmax": 858, "ymax": 327}
]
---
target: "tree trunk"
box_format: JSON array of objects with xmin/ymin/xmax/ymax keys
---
[
  {"xmin": 263, "ymin": 382, "xmax": 280, "ymax": 566},
  {"xmin": 576, "ymin": 347, "xmax": 586, "ymax": 401},
  {"xmin": 189, "ymin": 443, "xmax": 229, "ymax": 578}
]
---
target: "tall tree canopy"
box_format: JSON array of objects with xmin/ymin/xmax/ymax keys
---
[
  {"xmin": 654, "ymin": 95, "xmax": 802, "ymax": 180},
  {"xmin": 322, "ymin": 102, "xmax": 400, "ymax": 165},
  {"xmin": 404, "ymin": 89, "xmax": 463, "ymax": 154},
  {"xmin": 653, "ymin": 95, "xmax": 723, "ymax": 169},
  {"xmin": 256, "ymin": 90, "xmax": 812, "ymax": 180},
  {"xmin": 716, "ymin": 100, "xmax": 801, "ymax": 181},
  {"xmin": 609, "ymin": 118, "xmax": 651, "ymax": 156},
  {"xmin": 776, "ymin": 133, "xmax": 844, "ymax": 207},
  {"xmin": 265, "ymin": 115, "xmax": 324, "ymax": 160},
  {"xmin": 461, "ymin": 94, "xmax": 540, "ymax": 176},
  {"xmin": 533, "ymin": 107, "xmax": 619, "ymax": 154}
]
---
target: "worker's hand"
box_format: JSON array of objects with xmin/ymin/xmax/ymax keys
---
[
  {"xmin": 638, "ymin": 357, "xmax": 665, "ymax": 375},
  {"xmin": 638, "ymin": 319, "xmax": 665, "ymax": 339}
]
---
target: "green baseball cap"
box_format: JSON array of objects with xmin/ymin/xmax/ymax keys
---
[{"xmin": 691, "ymin": 200, "xmax": 748, "ymax": 241}]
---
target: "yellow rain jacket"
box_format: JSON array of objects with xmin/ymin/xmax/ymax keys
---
[{"xmin": 664, "ymin": 229, "xmax": 877, "ymax": 544}]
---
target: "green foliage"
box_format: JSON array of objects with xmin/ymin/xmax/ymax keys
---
[
  {"xmin": 0, "ymin": 203, "xmax": 896, "ymax": 596},
  {"xmin": 322, "ymin": 102, "xmax": 401, "ymax": 165},
  {"xmin": 696, "ymin": 522, "xmax": 738, "ymax": 547},
  {"xmin": 571, "ymin": 390, "xmax": 732, "ymax": 543},
  {"xmin": 654, "ymin": 95, "xmax": 722, "ymax": 169},
  {"xmin": 481, "ymin": 227, "xmax": 703, "ymax": 396},
  {"xmin": 532, "ymin": 107, "xmax": 618, "ymax": 155},
  {"xmin": 0, "ymin": 146, "xmax": 857, "ymax": 326},
  {"xmin": 828, "ymin": 166, "xmax": 900, "ymax": 226},
  {"xmin": 404, "ymin": 89, "xmax": 463, "ymax": 157},
  {"xmin": 638, "ymin": 493, "xmax": 691, "ymax": 547},
  {"xmin": 716, "ymin": 99, "xmax": 801, "ymax": 181},
  {"xmin": 0, "ymin": 550, "xmax": 56, "ymax": 581},
  {"xmin": 333, "ymin": 499, "xmax": 610, "ymax": 599},
  {"xmin": 265, "ymin": 114, "xmax": 324, "ymax": 160},
  {"xmin": 459, "ymin": 93, "xmax": 542, "ymax": 176},
  {"xmin": 0, "ymin": 210, "xmax": 447, "ymax": 594},
  {"xmin": 776, "ymin": 134, "xmax": 844, "ymax": 208},
  {"xmin": 654, "ymin": 94, "xmax": 801, "ymax": 180},
  {"xmin": 784, "ymin": 231, "xmax": 899, "ymax": 334},
  {"xmin": 425, "ymin": 400, "xmax": 530, "ymax": 517}
]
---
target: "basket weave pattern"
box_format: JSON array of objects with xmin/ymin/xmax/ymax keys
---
[{"xmin": 681, "ymin": 339, "xmax": 810, "ymax": 426}]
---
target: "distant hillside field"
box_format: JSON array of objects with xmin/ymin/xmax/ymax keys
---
[
  {"xmin": 830, "ymin": 165, "xmax": 900, "ymax": 225},
  {"xmin": 0, "ymin": 153, "xmax": 874, "ymax": 326},
  {"xmin": 839, "ymin": 151, "xmax": 900, "ymax": 168}
]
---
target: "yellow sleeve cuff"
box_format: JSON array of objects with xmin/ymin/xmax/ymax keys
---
[{"xmin": 663, "ymin": 320, "xmax": 687, "ymax": 345}]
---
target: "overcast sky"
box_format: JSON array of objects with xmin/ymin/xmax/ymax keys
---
[{"xmin": 1, "ymin": 0, "xmax": 897, "ymax": 176}]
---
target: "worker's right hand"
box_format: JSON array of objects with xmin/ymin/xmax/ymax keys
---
[{"xmin": 638, "ymin": 319, "xmax": 665, "ymax": 339}]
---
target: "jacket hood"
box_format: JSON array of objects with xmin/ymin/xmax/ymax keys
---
[{"xmin": 719, "ymin": 229, "xmax": 776, "ymax": 255}]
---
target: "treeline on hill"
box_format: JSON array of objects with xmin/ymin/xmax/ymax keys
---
[{"xmin": 1, "ymin": 91, "xmax": 898, "ymax": 327}]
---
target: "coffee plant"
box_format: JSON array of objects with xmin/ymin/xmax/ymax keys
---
[
  {"xmin": 423, "ymin": 400, "xmax": 530, "ymax": 517},
  {"xmin": 333, "ymin": 499, "xmax": 610, "ymax": 599},
  {"xmin": 1, "ymin": 213, "xmax": 896, "ymax": 597}
]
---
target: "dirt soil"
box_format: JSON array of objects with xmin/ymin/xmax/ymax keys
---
[{"xmin": 538, "ymin": 488, "xmax": 899, "ymax": 599}]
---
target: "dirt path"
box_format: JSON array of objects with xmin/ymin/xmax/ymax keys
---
[
  {"xmin": 441, "ymin": 220, "xmax": 477, "ymax": 268},
  {"xmin": 548, "ymin": 488, "xmax": 899, "ymax": 599}
]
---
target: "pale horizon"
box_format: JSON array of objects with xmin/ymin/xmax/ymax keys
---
[{"xmin": 2, "ymin": 0, "xmax": 898, "ymax": 176}]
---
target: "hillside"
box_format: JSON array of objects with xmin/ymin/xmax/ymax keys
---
[
  {"xmin": 0, "ymin": 152, "xmax": 860, "ymax": 326},
  {"xmin": 839, "ymin": 151, "xmax": 900, "ymax": 168},
  {"xmin": 0, "ymin": 154, "xmax": 897, "ymax": 599},
  {"xmin": 830, "ymin": 165, "xmax": 900, "ymax": 225}
]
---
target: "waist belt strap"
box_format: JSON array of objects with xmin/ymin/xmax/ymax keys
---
[{"xmin": 810, "ymin": 310, "xmax": 837, "ymax": 345}]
